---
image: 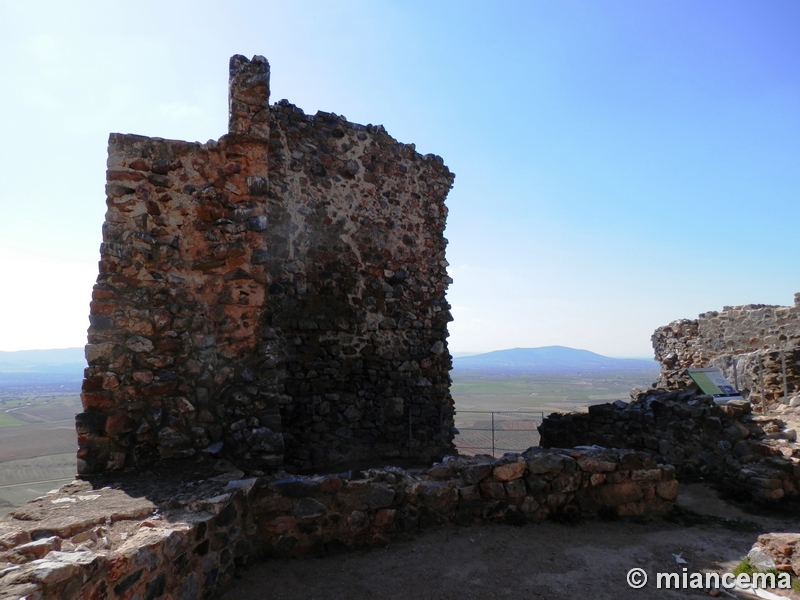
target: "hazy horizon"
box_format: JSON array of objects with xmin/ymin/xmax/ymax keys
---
[
  {"xmin": 2, "ymin": 1, "xmax": 798, "ymax": 356},
  {"xmin": 0, "ymin": 344, "xmax": 656, "ymax": 362}
]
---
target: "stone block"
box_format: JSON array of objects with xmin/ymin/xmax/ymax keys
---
[
  {"xmin": 598, "ymin": 481, "xmax": 644, "ymax": 507},
  {"xmin": 427, "ymin": 464, "xmax": 455, "ymax": 479},
  {"xmin": 362, "ymin": 486, "xmax": 395, "ymax": 510},
  {"xmin": 372, "ymin": 509, "xmax": 396, "ymax": 528},
  {"xmin": 526, "ymin": 453, "xmax": 564, "ymax": 475},
  {"xmin": 520, "ymin": 496, "xmax": 540, "ymax": 515},
  {"xmin": 493, "ymin": 460, "xmax": 525, "ymax": 481},
  {"xmin": 551, "ymin": 473, "xmax": 581, "ymax": 494},
  {"xmin": 576, "ymin": 457, "xmax": 617, "ymax": 473},
  {"xmin": 524, "ymin": 475, "xmax": 547, "ymax": 495},
  {"xmin": 656, "ymin": 480, "xmax": 679, "ymax": 500},
  {"xmin": 293, "ymin": 498, "xmax": 327, "ymax": 519},
  {"xmin": 457, "ymin": 485, "xmax": 480, "ymax": 502},
  {"xmin": 479, "ymin": 481, "xmax": 506, "ymax": 500},
  {"xmin": 462, "ymin": 463, "xmax": 492, "ymax": 484},
  {"xmin": 420, "ymin": 483, "xmax": 453, "ymax": 509},
  {"xmin": 504, "ymin": 479, "xmax": 527, "ymax": 498},
  {"xmin": 268, "ymin": 477, "xmax": 321, "ymax": 498},
  {"xmin": 631, "ymin": 469, "xmax": 662, "ymax": 482}
]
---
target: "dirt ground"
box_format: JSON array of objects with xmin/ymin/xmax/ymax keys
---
[{"xmin": 222, "ymin": 484, "xmax": 800, "ymax": 600}]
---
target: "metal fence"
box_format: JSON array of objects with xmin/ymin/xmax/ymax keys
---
[{"xmin": 454, "ymin": 411, "xmax": 544, "ymax": 457}]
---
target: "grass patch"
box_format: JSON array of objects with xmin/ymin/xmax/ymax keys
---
[
  {"xmin": 732, "ymin": 557, "xmax": 800, "ymax": 592},
  {"xmin": 0, "ymin": 413, "xmax": 28, "ymax": 428},
  {"xmin": 733, "ymin": 556, "xmax": 781, "ymax": 578}
]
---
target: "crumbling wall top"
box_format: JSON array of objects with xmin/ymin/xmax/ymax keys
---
[
  {"xmin": 228, "ymin": 54, "xmax": 271, "ymax": 138},
  {"xmin": 651, "ymin": 294, "xmax": 800, "ymax": 403},
  {"xmin": 78, "ymin": 55, "xmax": 455, "ymax": 477}
]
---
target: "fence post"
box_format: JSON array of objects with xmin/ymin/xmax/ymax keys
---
[
  {"xmin": 491, "ymin": 412, "xmax": 495, "ymax": 457},
  {"xmin": 781, "ymin": 350, "xmax": 788, "ymax": 402},
  {"xmin": 759, "ymin": 353, "xmax": 767, "ymax": 414}
]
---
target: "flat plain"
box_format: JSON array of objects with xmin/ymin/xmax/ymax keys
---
[
  {"xmin": 451, "ymin": 371, "xmax": 657, "ymax": 456},
  {"xmin": 451, "ymin": 371, "xmax": 657, "ymax": 414},
  {"xmin": 0, "ymin": 392, "xmax": 80, "ymax": 513}
]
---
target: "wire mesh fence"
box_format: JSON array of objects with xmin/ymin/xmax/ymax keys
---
[{"xmin": 454, "ymin": 411, "xmax": 544, "ymax": 457}]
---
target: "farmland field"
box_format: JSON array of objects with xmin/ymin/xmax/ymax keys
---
[
  {"xmin": 0, "ymin": 390, "xmax": 81, "ymax": 515},
  {"xmin": 0, "ymin": 421, "xmax": 78, "ymax": 462},
  {"xmin": 452, "ymin": 371, "xmax": 657, "ymax": 414},
  {"xmin": 0, "ymin": 419, "xmax": 79, "ymax": 516},
  {"xmin": 0, "ymin": 453, "xmax": 75, "ymax": 513},
  {"xmin": 0, "ymin": 393, "xmax": 81, "ymax": 425},
  {"xmin": 451, "ymin": 371, "xmax": 658, "ymax": 456},
  {"xmin": 0, "ymin": 413, "xmax": 26, "ymax": 428}
]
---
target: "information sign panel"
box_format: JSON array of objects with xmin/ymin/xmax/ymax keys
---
[{"xmin": 686, "ymin": 367, "xmax": 744, "ymax": 404}]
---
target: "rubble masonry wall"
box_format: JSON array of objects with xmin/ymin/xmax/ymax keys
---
[
  {"xmin": 652, "ymin": 293, "xmax": 800, "ymax": 401},
  {"xmin": 539, "ymin": 389, "xmax": 800, "ymax": 502},
  {"xmin": 0, "ymin": 449, "xmax": 678, "ymax": 600},
  {"xmin": 78, "ymin": 55, "xmax": 456, "ymax": 475}
]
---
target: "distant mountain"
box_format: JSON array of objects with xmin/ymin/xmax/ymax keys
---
[
  {"xmin": 0, "ymin": 348, "xmax": 85, "ymax": 373},
  {"xmin": 452, "ymin": 346, "xmax": 657, "ymax": 374},
  {"xmin": 0, "ymin": 348, "xmax": 85, "ymax": 392}
]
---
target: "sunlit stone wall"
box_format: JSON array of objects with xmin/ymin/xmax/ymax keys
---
[{"xmin": 78, "ymin": 55, "xmax": 456, "ymax": 475}]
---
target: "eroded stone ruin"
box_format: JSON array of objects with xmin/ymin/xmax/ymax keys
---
[
  {"xmin": 0, "ymin": 56, "xmax": 685, "ymax": 600},
  {"xmin": 78, "ymin": 55, "xmax": 456, "ymax": 475},
  {"xmin": 5, "ymin": 56, "xmax": 800, "ymax": 599},
  {"xmin": 652, "ymin": 292, "xmax": 800, "ymax": 402},
  {"xmin": 541, "ymin": 294, "xmax": 800, "ymax": 502},
  {"xmin": 0, "ymin": 448, "xmax": 678, "ymax": 599}
]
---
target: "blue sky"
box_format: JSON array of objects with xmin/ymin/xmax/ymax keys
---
[{"xmin": 0, "ymin": 0, "xmax": 798, "ymax": 357}]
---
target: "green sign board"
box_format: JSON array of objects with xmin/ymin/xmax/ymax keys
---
[{"xmin": 686, "ymin": 368, "xmax": 743, "ymax": 403}]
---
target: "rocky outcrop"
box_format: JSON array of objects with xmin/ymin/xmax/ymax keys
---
[{"xmin": 79, "ymin": 55, "xmax": 456, "ymax": 475}]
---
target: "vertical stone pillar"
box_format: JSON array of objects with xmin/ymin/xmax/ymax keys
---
[{"xmin": 228, "ymin": 54, "xmax": 270, "ymax": 138}]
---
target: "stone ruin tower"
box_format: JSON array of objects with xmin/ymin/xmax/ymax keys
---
[{"xmin": 78, "ymin": 55, "xmax": 456, "ymax": 475}]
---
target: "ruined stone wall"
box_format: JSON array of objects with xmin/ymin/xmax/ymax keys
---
[
  {"xmin": 0, "ymin": 448, "xmax": 677, "ymax": 599},
  {"xmin": 78, "ymin": 55, "xmax": 455, "ymax": 475},
  {"xmin": 652, "ymin": 293, "xmax": 800, "ymax": 402},
  {"xmin": 539, "ymin": 388, "xmax": 800, "ymax": 502}
]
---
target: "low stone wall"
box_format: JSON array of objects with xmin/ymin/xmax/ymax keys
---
[
  {"xmin": 538, "ymin": 389, "xmax": 800, "ymax": 502},
  {"xmin": 0, "ymin": 448, "xmax": 677, "ymax": 599}
]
